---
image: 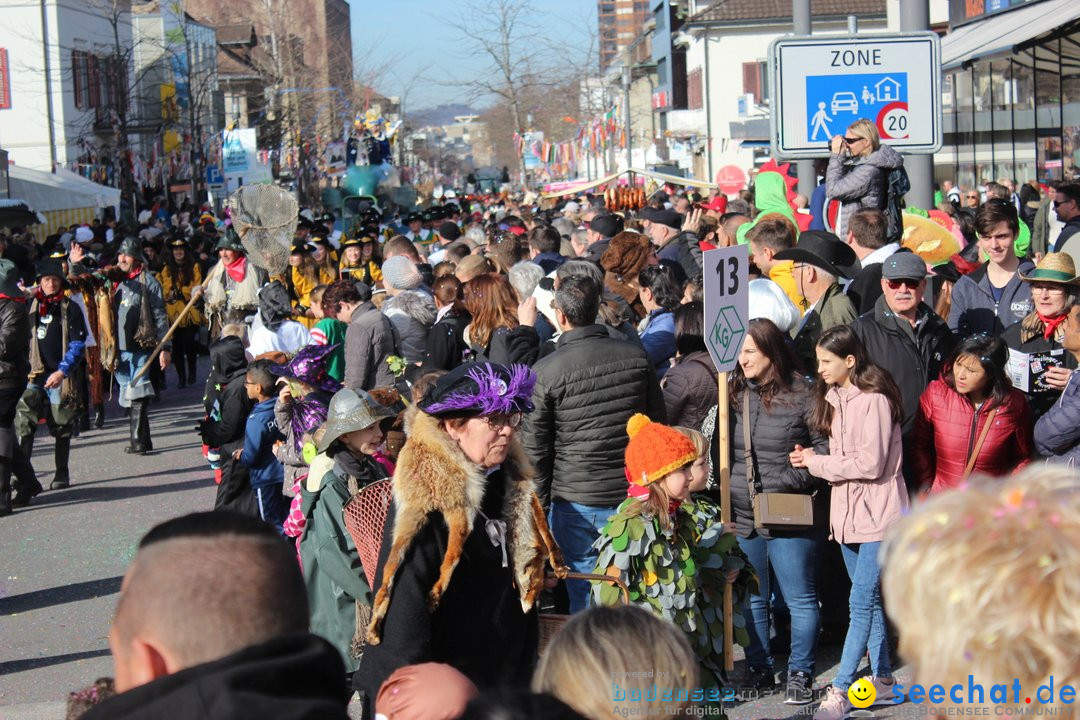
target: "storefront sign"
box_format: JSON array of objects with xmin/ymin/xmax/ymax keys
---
[
  {"xmin": 948, "ymin": 0, "xmax": 1046, "ymax": 28},
  {"xmin": 769, "ymin": 33, "xmax": 942, "ymax": 159}
]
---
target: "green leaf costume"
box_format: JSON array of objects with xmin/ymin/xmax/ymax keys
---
[{"xmin": 591, "ymin": 495, "xmax": 757, "ymax": 686}]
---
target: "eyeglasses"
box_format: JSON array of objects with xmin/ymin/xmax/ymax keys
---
[
  {"xmin": 1031, "ymin": 284, "xmax": 1067, "ymax": 295},
  {"xmin": 966, "ymin": 194, "xmax": 980, "ymax": 199},
  {"xmin": 843, "ymin": 137, "xmax": 863, "ymax": 144},
  {"xmin": 483, "ymin": 412, "xmax": 522, "ymax": 429},
  {"xmin": 1054, "ymin": 198, "xmax": 1074, "ymax": 209},
  {"xmin": 885, "ymin": 279, "xmax": 922, "ymax": 290}
]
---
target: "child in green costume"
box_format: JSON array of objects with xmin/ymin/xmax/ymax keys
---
[{"xmin": 591, "ymin": 415, "xmax": 756, "ymax": 687}]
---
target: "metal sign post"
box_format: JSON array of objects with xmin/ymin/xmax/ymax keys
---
[
  {"xmin": 702, "ymin": 245, "xmax": 749, "ymax": 672},
  {"xmin": 769, "ymin": 33, "xmax": 942, "ymax": 160}
]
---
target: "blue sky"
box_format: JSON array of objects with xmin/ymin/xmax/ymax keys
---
[{"xmin": 349, "ymin": 0, "xmax": 597, "ymax": 110}]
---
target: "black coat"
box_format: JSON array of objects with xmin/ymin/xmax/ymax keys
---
[
  {"xmin": 470, "ymin": 325, "xmax": 540, "ymax": 367},
  {"xmin": 716, "ymin": 374, "xmax": 829, "ymax": 539},
  {"xmin": 0, "ymin": 297, "xmax": 30, "ymax": 390},
  {"xmin": 661, "ymin": 350, "xmax": 717, "ymax": 430},
  {"xmin": 81, "ymin": 634, "xmax": 348, "ymax": 720},
  {"xmin": 420, "ymin": 307, "xmax": 471, "ymax": 374},
  {"xmin": 852, "ymin": 298, "xmax": 955, "ymax": 435},
  {"xmin": 846, "ymin": 263, "xmax": 885, "ymax": 315},
  {"xmin": 1001, "ymin": 320, "xmax": 1078, "ymax": 420},
  {"xmin": 521, "ymin": 324, "xmax": 665, "ymax": 507}
]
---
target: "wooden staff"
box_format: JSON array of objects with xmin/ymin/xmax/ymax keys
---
[{"xmin": 718, "ymin": 370, "xmax": 734, "ymax": 672}]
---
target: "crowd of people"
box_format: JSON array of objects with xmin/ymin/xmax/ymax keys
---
[{"xmin": 8, "ymin": 119, "xmax": 1080, "ymax": 720}]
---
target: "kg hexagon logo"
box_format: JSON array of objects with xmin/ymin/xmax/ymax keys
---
[{"xmin": 709, "ymin": 305, "xmax": 745, "ymax": 367}]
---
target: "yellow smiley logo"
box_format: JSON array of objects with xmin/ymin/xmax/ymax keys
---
[{"xmin": 848, "ymin": 677, "xmax": 877, "ymax": 708}]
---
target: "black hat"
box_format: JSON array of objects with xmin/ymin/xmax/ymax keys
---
[
  {"xmin": 438, "ymin": 221, "xmax": 461, "ymax": 241},
  {"xmin": 419, "ymin": 362, "xmax": 537, "ymax": 418},
  {"xmin": 650, "ymin": 209, "xmax": 683, "ymax": 230},
  {"xmin": 421, "ymin": 209, "xmax": 436, "ymax": 223},
  {"xmin": 405, "ymin": 211, "xmax": 423, "ymax": 224},
  {"xmin": 118, "ymin": 236, "xmax": 143, "ymax": 258},
  {"xmin": 290, "ymin": 240, "xmax": 313, "ymax": 254},
  {"xmin": 320, "ymin": 211, "xmax": 335, "ymax": 223},
  {"xmin": 215, "ymin": 228, "xmax": 245, "ymax": 252},
  {"xmin": 444, "ymin": 203, "xmax": 460, "ymax": 216},
  {"xmin": 168, "ymin": 236, "xmax": 189, "ymax": 250},
  {"xmin": 589, "ymin": 213, "xmax": 623, "ymax": 239},
  {"xmin": 36, "ymin": 258, "xmax": 67, "ymax": 283},
  {"xmin": 773, "ymin": 230, "xmax": 857, "ymax": 279}
]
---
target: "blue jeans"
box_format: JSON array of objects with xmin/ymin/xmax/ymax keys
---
[
  {"xmin": 737, "ymin": 532, "xmax": 821, "ymax": 676},
  {"xmin": 834, "ymin": 541, "xmax": 892, "ymax": 689},
  {"xmin": 114, "ymin": 350, "xmax": 154, "ymax": 407},
  {"xmin": 549, "ymin": 500, "xmax": 620, "ymax": 613}
]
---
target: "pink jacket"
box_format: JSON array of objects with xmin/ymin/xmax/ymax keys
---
[{"xmin": 802, "ymin": 385, "xmax": 909, "ymax": 544}]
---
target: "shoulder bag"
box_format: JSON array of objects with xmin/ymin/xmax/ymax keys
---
[
  {"xmin": 962, "ymin": 407, "xmax": 999, "ymax": 480},
  {"xmin": 743, "ymin": 390, "xmax": 814, "ymax": 529}
]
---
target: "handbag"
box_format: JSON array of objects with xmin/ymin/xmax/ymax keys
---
[
  {"xmin": 962, "ymin": 407, "xmax": 998, "ymax": 480},
  {"xmin": 743, "ymin": 390, "xmax": 814, "ymax": 530}
]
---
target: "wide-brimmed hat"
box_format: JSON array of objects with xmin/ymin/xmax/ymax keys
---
[
  {"xmin": 419, "ymin": 362, "xmax": 536, "ymax": 418},
  {"xmin": 117, "ymin": 237, "xmax": 142, "ymax": 259},
  {"xmin": 269, "ymin": 343, "xmax": 343, "ymax": 394},
  {"xmin": 215, "ymin": 228, "xmax": 245, "ymax": 252},
  {"xmin": 317, "ymin": 387, "xmax": 397, "ymax": 452},
  {"xmin": 168, "ymin": 236, "xmax": 189, "ymax": 250},
  {"xmin": 0, "ymin": 259, "xmax": 20, "ymax": 297},
  {"xmin": 773, "ymin": 230, "xmax": 857, "ymax": 279},
  {"xmin": 1019, "ymin": 252, "xmax": 1080, "ymax": 286}
]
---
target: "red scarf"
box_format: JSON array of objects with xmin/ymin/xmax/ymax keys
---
[
  {"xmin": 34, "ymin": 289, "xmax": 63, "ymax": 317},
  {"xmin": 0, "ymin": 293, "xmax": 25, "ymax": 303},
  {"xmin": 224, "ymin": 255, "xmax": 247, "ymax": 283},
  {"xmin": 1038, "ymin": 311, "xmax": 1068, "ymax": 340}
]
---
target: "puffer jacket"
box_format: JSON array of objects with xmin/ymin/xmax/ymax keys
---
[
  {"xmin": 344, "ymin": 302, "xmax": 397, "ymax": 391},
  {"xmin": 661, "ymin": 350, "xmax": 717, "ymax": 430},
  {"xmin": 852, "ymin": 297, "xmax": 956, "ymax": 435},
  {"xmin": 825, "ymin": 144, "xmax": 904, "ymax": 241},
  {"xmin": 0, "ymin": 297, "xmax": 30, "ymax": 389},
  {"xmin": 719, "ymin": 374, "xmax": 829, "ymax": 539},
  {"xmin": 947, "ymin": 260, "xmax": 1035, "ymax": 337},
  {"xmin": 640, "ymin": 308, "xmax": 676, "ymax": 379},
  {"xmin": 801, "ymin": 385, "xmax": 908, "ymax": 544},
  {"xmin": 1035, "ymin": 370, "xmax": 1080, "ymax": 466},
  {"xmin": 382, "ymin": 290, "xmax": 435, "ymax": 364},
  {"xmin": 912, "ymin": 379, "xmax": 1033, "ymax": 494},
  {"xmin": 521, "ymin": 324, "xmax": 665, "ymax": 508}
]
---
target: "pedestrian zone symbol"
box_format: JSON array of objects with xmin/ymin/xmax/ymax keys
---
[{"xmin": 806, "ymin": 72, "xmax": 909, "ymax": 143}]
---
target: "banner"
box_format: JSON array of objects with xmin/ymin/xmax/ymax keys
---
[{"xmin": 221, "ymin": 128, "xmax": 272, "ymax": 184}]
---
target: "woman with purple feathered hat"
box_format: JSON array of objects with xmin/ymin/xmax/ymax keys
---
[{"xmin": 271, "ymin": 343, "xmax": 342, "ymax": 501}]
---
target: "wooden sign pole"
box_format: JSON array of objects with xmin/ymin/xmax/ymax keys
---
[{"xmin": 718, "ymin": 370, "xmax": 733, "ymax": 672}]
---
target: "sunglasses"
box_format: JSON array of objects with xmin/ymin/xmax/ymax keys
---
[
  {"xmin": 843, "ymin": 137, "xmax": 863, "ymax": 144},
  {"xmin": 967, "ymin": 194, "xmax": 980, "ymax": 199},
  {"xmin": 885, "ymin": 279, "xmax": 922, "ymax": 290}
]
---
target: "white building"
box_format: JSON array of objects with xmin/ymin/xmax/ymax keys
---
[{"xmin": 0, "ymin": 0, "xmax": 135, "ymax": 173}]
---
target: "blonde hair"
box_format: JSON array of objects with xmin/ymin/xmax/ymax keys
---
[
  {"xmin": 671, "ymin": 426, "xmax": 706, "ymax": 457},
  {"xmin": 219, "ymin": 323, "xmax": 248, "ymax": 345},
  {"xmin": 882, "ymin": 466, "xmax": 1080, "ymax": 709},
  {"xmin": 847, "ymin": 118, "xmax": 881, "ymax": 155},
  {"xmin": 533, "ymin": 605, "xmax": 698, "ymax": 719}
]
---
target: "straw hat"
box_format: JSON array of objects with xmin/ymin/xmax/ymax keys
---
[{"xmin": 1018, "ymin": 253, "xmax": 1080, "ymax": 286}]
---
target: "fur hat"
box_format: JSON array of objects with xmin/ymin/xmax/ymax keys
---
[
  {"xmin": 382, "ymin": 255, "xmax": 422, "ymax": 291},
  {"xmin": 601, "ymin": 231, "xmax": 652, "ymax": 279},
  {"xmin": 624, "ymin": 414, "xmax": 698, "ymax": 487}
]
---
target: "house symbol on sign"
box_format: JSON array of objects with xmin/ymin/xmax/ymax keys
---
[{"xmin": 875, "ymin": 76, "xmax": 900, "ymax": 103}]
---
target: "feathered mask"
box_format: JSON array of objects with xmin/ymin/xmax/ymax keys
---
[{"xmin": 419, "ymin": 363, "xmax": 536, "ymax": 417}]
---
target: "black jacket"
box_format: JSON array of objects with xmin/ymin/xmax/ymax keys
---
[
  {"xmin": 81, "ymin": 634, "xmax": 348, "ymax": 720},
  {"xmin": 0, "ymin": 297, "xmax": 30, "ymax": 390},
  {"xmin": 661, "ymin": 350, "xmax": 717, "ymax": 430},
  {"xmin": 470, "ymin": 325, "xmax": 540, "ymax": 367},
  {"xmin": 1001, "ymin": 320, "xmax": 1078, "ymax": 420},
  {"xmin": 420, "ymin": 307, "xmax": 471, "ymax": 374},
  {"xmin": 521, "ymin": 324, "xmax": 665, "ymax": 507},
  {"xmin": 846, "ymin": 263, "xmax": 885, "ymax": 315},
  {"xmin": 852, "ymin": 297, "xmax": 955, "ymax": 435},
  {"xmin": 717, "ymin": 374, "xmax": 829, "ymax": 539}
]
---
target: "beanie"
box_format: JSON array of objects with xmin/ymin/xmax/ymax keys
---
[
  {"xmin": 438, "ymin": 221, "xmax": 461, "ymax": 241},
  {"xmin": 624, "ymin": 414, "xmax": 698, "ymax": 487},
  {"xmin": 382, "ymin": 255, "xmax": 422, "ymax": 291}
]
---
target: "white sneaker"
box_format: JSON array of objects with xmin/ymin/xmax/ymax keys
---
[
  {"xmin": 872, "ymin": 676, "xmax": 902, "ymax": 707},
  {"xmin": 814, "ymin": 686, "xmax": 851, "ymax": 720}
]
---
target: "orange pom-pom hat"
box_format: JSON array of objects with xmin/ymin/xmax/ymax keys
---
[{"xmin": 624, "ymin": 413, "xmax": 699, "ymax": 487}]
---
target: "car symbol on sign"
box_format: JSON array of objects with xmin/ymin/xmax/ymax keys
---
[{"xmin": 831, "ymin": 92, "xmax": 858, "ymax": 114}]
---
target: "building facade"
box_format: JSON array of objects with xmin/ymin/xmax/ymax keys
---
[{"xmin": 599, "ymin": 0, "xmax": 653, "ymax": 73}]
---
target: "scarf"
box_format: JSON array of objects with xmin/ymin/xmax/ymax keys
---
[
  {"xmin": 34, "ymin": 289, "xmax": 64, "ymax": 318},
  {"xmin": 224, "ymin": 255, "xmax": 247, "ymax": 283},
  {"xmin": 1038, "ymin": 311, "xmax": 1068, "ymax": 341},
  {"xmin": 1020, "ymin": 310, "xmax": 1067, "ymax": 343},
  {"xmin": 0, "ymin": 293, "xmax": 26, "ymax": 303},
  {"xmin": 288, "ymin": 395, "xmax": 330, "ymax": 452}
]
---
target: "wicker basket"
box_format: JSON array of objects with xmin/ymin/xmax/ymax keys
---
[
  {"xmin": 538, "ymin": 572, "xmax": 630, "ymax": 656},
  {"xmin": 342, "ymin": 478, "xmax": 394, "ymax": 587}
]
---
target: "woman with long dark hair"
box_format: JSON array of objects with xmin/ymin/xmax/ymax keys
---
[
  {"xmin": 157, "ymin": 237, "xmax": 203, "ymax": 388},
  {"xmin": 715, "ymin": 318, "xmax": 828, "ymax": 701},
  {"xmin": 637, "ymin": 264, "xmax": 682, "ymax": 379},
  {"xmin": 790, "ymin": 325, "xmax": 908, "ymax": 720},
  {"xmin": 912, "ymin": 334, "xmax": 1032, "ymax": 494},
  {"xmin": 462, "ymin": 273, "xmax": 539, "ymax": 366}
]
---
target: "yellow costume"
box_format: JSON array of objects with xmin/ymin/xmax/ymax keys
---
[
  {"xmin": 157, "ymin": 263, "xmax": 204, "ymax": 327},
  {"xmin": 290, "ymin": 265, "xmax": 336, "ymax": 328}
]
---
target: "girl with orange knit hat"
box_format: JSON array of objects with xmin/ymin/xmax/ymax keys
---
[{"xmin": 591, "ymin": 414, "xmax": 757, "ymax": 687}]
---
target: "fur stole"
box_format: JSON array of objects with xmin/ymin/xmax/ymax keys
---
[{"xmin": 366, "ymin": 409, "xmax": 564, "ymax": 645}]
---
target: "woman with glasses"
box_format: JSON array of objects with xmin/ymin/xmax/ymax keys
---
[
  {"xmin": 947, "ymin": 200, "xmax": 1035, "ymax": 337},
  {"xmin": 825, "ymin": 118, "xmax": 905, "ymax": 241},
  {"xmin": 912, "ymin": 334, "xmax": 1032, "ymax": 495},
  {"xmin": 1001, "ymin": 253, "xmax": 1080, "ymax": 418}
]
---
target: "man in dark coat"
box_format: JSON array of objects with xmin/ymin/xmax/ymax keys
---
[
  {"xmin": 852, "ymin": 252, "xmax": 955, "ymax": 487},
  {"xmin": 82, "ymin": 512, "xmax": 349, "ymax": 720},
  {"xmin": 0, "ymin": 259, "xmax": 38, "ymax": 514},
  {"xmin": 844, "ymin": 209, "xmax": 898, "ymax": 314},
  {"xmin": 521, "ymin": 275, "xmax": 665, "ymax": 612},
  {"xmin": 199, "ymin": 335, "xmax": 255, "ymax": 515},
  {"xmin": 582, "ymin": 213, "xmax": 623, "ymax": 265}
]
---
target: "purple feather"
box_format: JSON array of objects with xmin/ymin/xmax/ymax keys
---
[
  {"xmin": 289, "ymin": 396, "xmax": 330, "ymax": 452},
  {"xmin": 423, "ymin": 363, "xmax": 536, "ymax": 415}
]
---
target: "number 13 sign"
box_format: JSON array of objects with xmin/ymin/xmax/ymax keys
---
[{"xmin": 702, "ymin": 245, "xmax": 749, "ymax": 374}]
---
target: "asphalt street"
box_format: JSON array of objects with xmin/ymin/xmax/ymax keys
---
[
  {"xmin": 0, "ymin": 364, "xmax": 214, "ymax": 718},
  {"xmin": 0, "ymin": 359, "xmax": 917, "ymax": 719}
]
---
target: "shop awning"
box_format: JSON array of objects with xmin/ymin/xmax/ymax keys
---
[
  {"xmin": 0, "ymin": 199, "xmax": 44, "ymax": 227},
  {"xmin": 941, "ymin": 0, "xmax": 1080, "ymax": 71},
  {"xmin": 7, "ymin": 165, "xmax": 116, "ymax": 213}
]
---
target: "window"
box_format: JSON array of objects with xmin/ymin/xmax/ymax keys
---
[
  {"xmin": 742, "ymin": 61, "xmax": 769, "ymax": 103},
  {"xmin": 657, "ymin": 56, "xmax": 668, "ymax": 85},
  {"xmin": 72, "ymin": 50, "xmax": 126, "ymax": 115},
  {"xmin": 73, "ymin": 50, "xmax": 89, "ymax": 109},
  {"xmin": 688, "ymin": 68, "xmax": 703, "ymax": 110}
]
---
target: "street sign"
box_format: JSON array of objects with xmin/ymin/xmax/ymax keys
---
[
  {"xmin": 206, "ymin": 165, "xmax": 224, "ymax": 190},
  {"xmin": 769, "ymin": 33, "xmax": 942, "ymax": 159},
  {"xmin": 703, "ymin": 245, "xmax": 749, "ymax": 374}
]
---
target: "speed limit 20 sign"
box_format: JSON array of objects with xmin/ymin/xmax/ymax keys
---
[{"xmin": 769, "ymin": 33, "xmax": 942, "ymax": 159}]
